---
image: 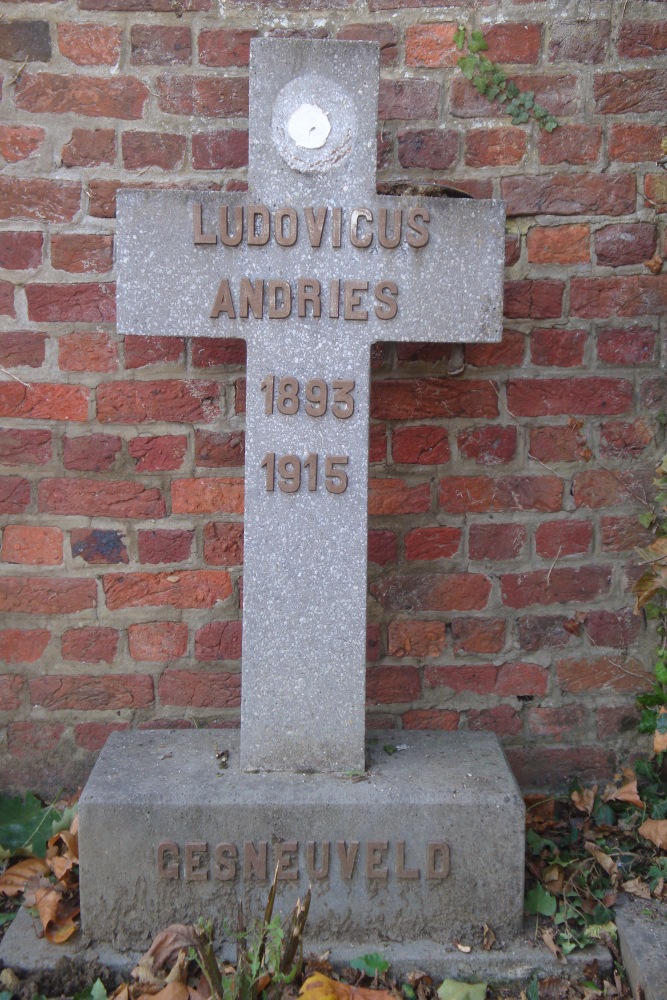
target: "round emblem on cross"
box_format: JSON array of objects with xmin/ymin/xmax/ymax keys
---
[{"xmin": 271, "ymin": 73, "xmax": 355, "ymax": 174}]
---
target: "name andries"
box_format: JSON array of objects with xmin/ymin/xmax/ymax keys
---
[
  {"xmin": 193, "ymin": 203, "xmax": 432, "ymax": 324},
  {"xmin": 158, "ymin": 839, "xmax": 450, "ymax": 883}
]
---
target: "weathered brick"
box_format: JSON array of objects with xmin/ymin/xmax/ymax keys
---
[
  {"xmin": 557, "ymin": 656, "xmax": 650, "ymax": 694},
  {"xmin": 466, "ymin": 330, "xmax": 524, "ymax": 368},
  {"xmin": 129, "ymin": 435, "xmax": 187, "ymax": 472},
  {"xmin": 61, "ymin": 626, "xmax": 118, "ymax": 663},
  {"xmin": 61, "ymin": 128, "xmax": 115, "ymax": 167},
  {"xmin": 610, "ymin": 124, "xmax": 667, "ymax": 163},
  {"xmin": 601, "ymin": 516, "xmax": 651, "ymax": 553},
  {"xmin": 130, "ymin": 24, "xmax": 191, "ymax": 65},
  {"xmin": 549, "ymin": 20, "xmax": 610, "ymax": 63},
  {"xmin": 596, "ymin": 706, "xmax": 640, "ymax": 739},
  {"xmin": 122, "ymin": 132, "xmax": 186, "ymax": 171},
  {"xmin": 58, "ymin": 23, "xmax": 122, "ymax": 65},
  {"xmin": 195, "ymin": 430, "xmax": 244, "ymax": 468},
  {"xmin": 468, "ymin": 705, "xmax": 522, "ymax": 737},
  {"xmin": 368, "ymin": 478, "xmax": 431, "ymax": 515},
  {"xmin": 466, "ymin": 127, "xmax": 527, "ymax": 168},
  {"xmin": 203, "ymin": 522, "xmax": 243, "ymax": 566},
  {"xmin": 0, "ymin": 20, "xmax": 51, "ymax": 62},
  {"xmin": 172, "ymin": 477, "xmax": 244, "ymax": 514},
  {"xmin": 192, "ymin": 131, "xmax": 248, "ymax": 170},
  {"xmin": 0, "ymin": 628, "xmax": 49, "ymax": 663},
  {"xmin": 0, "ymin": 428, "xmax": 51, "ymax": 466},
  {"xmin": 530, "ymin": 329, "xmax": 586, "ymax": 368},
  {"xmin": 507, "ymin": 378, "xmax": 632, "ymax": 416},
  {"xmin": 158, "ymin": 669, "xmax": 241, "ymax": 707},
  {"xmin": 505, "ymin": 234, "xmax": 520, "ymax": 267},
  {"xmin": 338, "ymin": 23, "xmax": 397, "ymax": 64},
  {"xmin": 451, "ymin": 618, "xmax": 505, "ymax": 655},
  {"xmin": 391, "ymin": 425, "xmax": 449, "ymax": 464},
  {"xmin": 138, "ymin": 529, "xmax": 194, "ymax": 564},
  {"xmin": 535, "ymin": 520, "xmax": 592, "ymax": 558},
  {"xmin": 98, "ymin": 380, "xmax": 219, "ymax": 424},
  {"xmin": 573, "ymin": 469, "xmax": 652, "ymax": 509},
  {"xmin": 63, "ymin": 434, "xmax": 120, "ymax": 471},
  {"xmin": 0, "ymin": 383, "xmax": 88, "ymax": 421},
  {"xmin": 595, "ymin": 70, "xmax": 667, "ymax": 114},
  {"xmin": 0, "ymin": 232, "xmax": 42, "ymax": 271},
  {"xmin": 397, "ymin": 129, "xmax": 458, "ymax": 169},
  {"xmin": 617, "ymin": 22, "xmax": 667, "ymax": 59},
  {"xmin": 402, "ymin": 709, "xmax": 459, "ymax": 731},
  {"xmin": 0, "ymin": 576, "xmax": 96, "ymax": 614},
  {"xmin": 426, "ymin": 664, "xmax": 495, "ymax": 696},
  {"xmin": 157, "ymin": 75, "xmax": 248, "ymax": 116},
  {"xmin": 600, "ymin": 418, "xmax": 654, "ymax": 459},
  {"xmin": 483, "ymin": 22, "xmax": 541, "ymax": 63},
  {"xmin": 518, "ymin": 615, "xmax": 574, "ymax": 652},
  {"xmin": 404, "ymin": 526, "xmax": 461, "ymax": 560},
  {"xmin": 75, "ymin": 722, "xmax": 130, "ymax": 751},
  {"xmin": 641, "ymin": 377, "xmax": 667, "ymax": 411},
  {"xmin": 71, "ymin": 528, "xmax": 128, "ymax": 564},
  {"xmin": 378, "ymin": 80, "xmax": 439, "ymax": 120},
  {"xmin": 104, "ymin": 571, "xmax": 232, "ymax": 610},
  {"xmin": 457, "ymin": 426, "xmax": 516, "ymax": 465},
  {"xmin": 469, "ymin": 523, "xmax": 526, "ymax": 561},
  {"xmin": 504, "ymin": 280, "xmax": 564, "ymax": 320},
  {"xmin": 529, "ymin": 424, "xmax": 590, "ymax": 463},
  {"xmin": 585, "ymin": 609, "xmax": 641, "ymax": 649},
  {"xmin": 59, "ymin": 331, "xmax": 118, "ymax": 371},
  {"xmin": 387, "ymin": 620, "xmax": 446, "ymax": 658},
  {"xmin": 191, "ymin": 337, "xmax": 246, "ymax": 367},
  {"xmin": 527, "ymin": 224, "xmax": 589, "ymax": 265},
  {"xmin": 371, "ymin": 379, "xmax": 497, "ymax": 419},
  {"xmin": 0, "ymin": 283, "xmax": 15, "ymax": 318},
  {"xmin": 0, "ymin": 125, "xmax": 45, "ymax": 163},
  {"xmin": 368, "ymin": 529, "xmax": 397, "ymax": 565},
  {"xmin": 0, "ymin": 675, "xmax": 24, "ymax": 712},
  {"xmin": 538, "ymin": 125, "xmax": 602, "ymax": 166},
  {"xmin": 198, "ymin": 28, "xmax": 255, "ymax": 66},
  {"xmin": 129, "ymin": 622, "xmax": 188, "ymax": 661},
  {"xmin": 451, "ymin": 74, "xmax": 578, "ymax": 118},
  {"xmin": 369, "ymin": 424, "xmax": 386, "ymax": 464},
  {"xmin": 15, "ymin": 73, "xmax": 149, "ymax": 119},
  {"xmin": 370, "ymin": 573, "xmax": 491, "ymax": 612},
  {"xmin": 0, "ymin": 178, "xmax": 81, "ymax": 223},
  {"xmin": 501, "ymin": 566, "xmax": 612, "ymax": 608},
  {"xmin": 528, "ymin": 704, "xmax": 587, "ymax": 742},
  {"xmin": 124, "ymin": 335, "xmax": 184, "ymax": 368},
  {"xmin": 2, "ymin": 525, "xmax": 62, "ymax": 565},
  {"xmin": 26, "ymin": 282, "xmax": 115, "ymax": 323},
  {"xmin": 644, "ymin": 174, "xmax": 667, "ymax": 211},
  {"xmin": 502, "ymin": 174, "xmax": 635, "ymax": 218},
  {"xmin": 595, "ymin": 224, "xmax": 656, "ymax": 267},
  {"xmin": 597, "ymin": 327, "xmax": 656, "ymax": 365},
  {"xmin": 89, "ymin": 181, "xmax": 117, "ymax": 219},
  {"xmin": 439, "ymin": 475, "xmax": 562, "ymax": 514},
  {"xmin": 31, "ymin": 674, "xmax": 154, "ymax": 710},
  {"xmin": 366, "ymin": 665, "xmax": 421, "ymax": 704},
  {"xmin": 40, "ymin": 479, "xmax": 163, "ymax": 518},
  {"xmin": 51, "ymin": 234, "xmax": 114, "ymax": 275},
  {"xmin": 7, "ymin": 723, "xmax": 64, "ymax": 757},
  {"xmin": 404, "ymin": 23, "xmax": 459, "ymax": 68},
  {"xmin": 194, "ymin": 621, "xmax": 242, "ymax": 661}
]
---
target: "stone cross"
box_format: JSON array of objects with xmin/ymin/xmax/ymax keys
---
[{"xmin": 116, "ymin": 39, "xmax": 505, "ymax": 775}]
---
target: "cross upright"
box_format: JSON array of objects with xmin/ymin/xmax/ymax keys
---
[{"xmin": 116, "ymin": 39, "xmax": 505, "ymax": 776}]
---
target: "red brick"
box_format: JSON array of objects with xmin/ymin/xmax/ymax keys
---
[
  {"xmin": 122, "ymin": 131, "xmax": 186, "ymax": 170},
  {"xmin": 601, "ymin": 516, "xmax": 651, "ymax": 553},
  {"xmin": 129, "ymin": 622, "xmax": 187, "ymax": 661},
  {"xmin": 548, "ymin": 20, "xmax": 610, "ymax": 63},
  {"xmin": 597, "ymin": 328, "xmax": 656, "ymax": 367},
  {"xmin": 502, "ymin": 174, "xmax": 635, "ymax": 218},
  {"xmin": 366, "ymin": 665, "xmax": 421, "ymax": 704},
  {"xmin": 191, "ymin": 338, "xmax": 246, "ymax": 367},
  {"xmin": 7, "ymin": 723, "xmax": 64, "ymax": 757},
  {"xmin": 379, "ymin": 80, "xmax": 439, "ymax": 120},
  {"xmin": 0, "ymin": 428, "xmax": 51, "ymax": 466},
  {"xmin": 501, "ymin": 566, "xmax": 612, "ymax": 608},
  {"xmin": 370, "ymin": 573, "xmax": 491, "ymax": 612},
  {"xmin": 538, "ymin": 125, "xmax": 602, "ymax": 165},
  {"xmin": 468, "ymin": 705, "xmax": 522, "ymax": 737},
  {"xmin": 596, "ymin": 706, "xmax": 640, "ymax": 739},
  {"xmin": 573, "ymin": 469, "xmax": 653, "ymax": 509},
  {"xmin": 466, "ymin": 127, "xmax": 527, "ymax": 168},
  {"xmin": 63, "ymin": 434, "xmax": 120, "ymax": 471},
  {"xmin": 397, "ymin": 128, "xmax": 458, "ymax": 169},
  {"xmin": 402, "ymin": 709, "xmax": 459, "ymax": 731},
  {"xmin": 16, "ymin": 73, "xmax": 149, "ymax": 119},
  {"xmin": 61, "ymin": 128, "xmax": 115, "ymax": 167},
  {"xmin": 58, "ymin": 23, "xmax": 122, "ymax": 65},
  {"xmin": 86, "ymin": 180, "xmax": 118, "ymax": 218},
  {"xmin": 366, "ymin": 625, "xmax": 381, "ymax": 663},
  {"xmin": 192, "ymin": 130, "xmax": 248, "ymax": 170},
  {"xmin": 507, "ymin": 377, "xmax": 632, "ymax": 417},
  {"xmin": 530, "ymin": 329, "xmax": 586, "ymax": 368},
  {"xmin": 557, "ymin": 655, "xmax": 650, "ymax": 694},
  {"xmin": 26, "ymin": 282, "xmax": 115, "ymax": 323},
  {"xmin": 405, "ymin": 526, "xmax": 461, "ymax": 561},
  {"xmin": 425, "ymin": 664, "xmax": 496, "ymax": 695},
  {"xmin": 595, "ymin": 70, "xmax": 667, "ymax": 114},
  {"xmin": 71, "ymin": 528, "xmax": 128, "ymax": 564},
  {"xmin": 0, "ymin": 20, "xmax": 51, "ymax": 61},
  {"xmin": 2, "ymin": 525, "xmax": 62, "ymax": 565},
  {"xmin": 97, "ymin": 380, "xmax": 219, "ymax": 423},
  {"xmin": 505, "ymin": 234, "xmax": 520, "ymax": 267},
  {"xmin": 404, "ymin": 23, "xmax": 459, "ymax": 68},
  {"xmin": 198, "ymin": 28, "xmax": 255, "ymax": 66},
  {"xmin": 644, "ymin": 174, "xmax": 667, "ymax": 211},
  {"xmin": 594, "ymin": 224, "xmax": 656, "ymax": 267},
  {"xmin": 0, "ymin": 477, "xmax": 30, "ymax": 513},
  {"xmin": 585, "ymin": 609, "xmax": 641, "ymax": 649},
  {"xmin": 529, "ymin": 424, "xmax": 590, "ymax": 463},
  {"xmin": 377, "ymin": 130, "xmax": 392, "ymax": 169},
  {"xmin": 0, "ymin": 124, "xmax": 45, "ymax": 163},
  {"xmin": 138, "ymin": 529, "xmax": 194, "ymax": 564},
  {"xmin": 641, "ymin": 377, "xmax": 667, "ymax": 411},
  {"xmin": 368, "ymin": 529, "xmax": 397, "ymax": 565},
  {"xmin": 451, "ymin": 74, "xmax": 578, "ymax": 118},
  {"xmin": 535, "ymin": 520, "xmax": 592, "ymax": 558},
  {"xmin": 527, "ymin": 224, "xmax": 589, "ymax": 265},
  {"xmin": 369, "ymin": 424, "xmax": 386, "ymax": 463},
  {"xmin": 0, "ymin": 283, "xmax": 15, "ymax": 318},
  {"xmin": 194, "ymin": 621, "xmax": 242, "ymax": 661},
  {"xmin": 617, "ymin": 22, "xmax": 667, "ymax": 59},
  {"xmin": 469, "ymin": 523, "xmax": 526, "ymax": 561},
  {"xmin": 528, "ymin": 704, "xmax": 587, "ymax": 742},
  {"xmin": 387, "ymin": 620, "xmax": 446, "ymax": 658},
  {"xmin": 0, "ymin": 232, "xmax": 42, "ymax": 271},
  {"xmin": 483, "ymin": 22, "xmax": 541, "ymax": 63},
  {"xmin": 51, "ymin": 234, "xmax": 114, "ymax": 274},
  {"xmin": 392, "ymin": 425, "xmax": 449, "ymax": 464},
  {"xmin": 371, "ymin": 379, "xmax": 497, "ymax": 419},
  {"xmin": 31, "ymin": 673, "xmax": 154, "ymax": 710},
  {"xmin": 61, "ymin": 626, "xmax": 118, "ymax": 663},
  {"xmin": 40, "ymin": 478, "xmax": 164, "ymax": 518},
  {"xmin": 59, "ymin": 331, "xmax": 118, "ymax": 372},
  {"xmin": 600, "ymin": 418, "xmax": 654, "ymax": 459},
  {"xmin": 74, "ymin": 722, "xmax": 130, "ymax": 751},
  {"xmin": 157, "ymin": 75, "xmax": 248, "ymax": 117},
  {"xmin": 203, "ymin": 522, "xmax": 243, "ymax": 566},
  {"xmin": 368, "ymin": 478, "xmax": 431, "ymax": 515},
  {"xmin": 504, "ymin": 280, "xmax": 564, "ymax": 320},
  {"xmin": 195, "ymin": 430, "xmax": 244, "ymax": 468},
  {"xmin": 458, "ymin": 426, "xmax": 516, "ymax": 465},
  {"xmin": 124, "ymin": 335, "xmax": 184, "ymax": 368},
  {"xmin": 466, "ymin": 330, "xmax": 524, "ymax": 368},
  {"xmin": 158, "ymin": 669, "xmax": 240, "ymax": 707},
  {"xmin": 172, "ymin": 477, "xmax": 243, "ymax": 515},
  {"xmin": 518, "ymin": 615, "xmax": 574, "ymax": 652},
  {"xmin": 451, "ymin": 618, "xmax": 505, "ymax": 655},
  {"xmin": 439, "ymin": 475, "xmax": 562, "ymax": 514},
  {"xmin": 0, "ymin": 178, "xmax": 81, "ymax": 223},
  {"xmin": 338, "ymin": 23, "xmax": 397, "ymax": 64},
  {"xmin": 609, "ymin": 124, "xmax": 667, "ymax": 163},
  {"xmin": 0, "ymin": 628, "xmax": 49, "ymax": 663},
  {"xmin": 0, "ymin": 576, "xmax": 96, "ymax": 614},
  {"xmin": 0, "ymin": 675, "xmax": 24, "ymax": 712},
  {"xmin": 130, "ymin": 24, "xmax": 191, "ymax": 65},
  {"xmin": 104, "ymin": 571, "xmax": 232, "ymax": 610},
  {"xmin": 129, "ymin": 435, "xmax": 187, "ymax": 472}
]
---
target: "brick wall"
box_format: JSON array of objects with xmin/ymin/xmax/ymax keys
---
[{"xmin": 0, "ymin": 0, "xmax": 665, "ymax": 793}]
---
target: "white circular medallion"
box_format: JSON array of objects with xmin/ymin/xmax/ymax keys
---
[
  {"xmin": 287, "ymin": 103, "xmax": 331, "ymax": 150},
  {"xmin": 271, "ymin": 74, "xmax": 355, "ymax": 174}
]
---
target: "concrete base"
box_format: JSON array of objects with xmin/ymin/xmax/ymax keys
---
[
  {"xmin": 76, "ymin": 730, "xmax": 525, "ymax": 955},
  {"xmin": 616, "ymin": 896, "xmax": 667, "ymax": 1000}
]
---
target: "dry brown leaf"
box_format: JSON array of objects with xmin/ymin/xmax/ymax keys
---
[
  {"xmin": 165, "ymin": 953, "xmax": 189, "ymax": 986},
  {"xmin": 643, "ymin": 254, "xmax": 663, "ymax": 274},
  {"xmin": 47, "ymin": 829, "xmax": 79, "ymax": 863},
  {"xmin": 0, "ymin": 857, "xmax": 50, "ymax": 897},
  {"xmin": 453, "ymin": 941, "xmax": 471, "ymax": 953},
  {"xmin": 45, "ymin": 917, "xmax": 79, "ymax": 943},
  {"xmin": 622, "ymin": 878, "xmax": 651, "ymax": 899},
  {"xmin": 524, "ymin": 795, "xmax": 555, "ymax": 830},
  {"xmin": 585, "ymin": 841, "xmax": 620, "ymax": 889},
  {"xmin": 111, "ymin": 985, "xmax": 130, "ymax": 1000},
  {"xmin": 299, "ymin": 972, "xmax": 396, "ymax": 1000},
  {"xmin": 571, "ymin": 786, "xmax": 597, "ymax": 815},
  {"xmin": 482, "ymin": 924, "xmax": 496, "ymax": 951},
  {"xmin": 638, "ymin": 818, "xmax": 667, "ymax": 850},
  {"xmin": 544, "ymin": 864, "xmax": 565, "ymax": 895},
  {"xmin": 602, "ymin": 769, "xmax": 644, "ymax": 810},
  {"xmin": 540, "ymin": 928, "xmax": 565, "ymax": 965},
  {"xmin": 151, "ymin": 983, "xmax": 189, "ymax": 1000},
  {"xmin": 134, "ymin": 925, "xmax": 199, "ymax": 979},
  {"xmin": 653, "ymin": 707, "xmax": 667, "ymax": 754},
  {"xmin": 48, "ymin": 856, "xmax": 75, "ymax": 881}
]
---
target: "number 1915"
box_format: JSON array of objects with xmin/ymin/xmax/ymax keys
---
[{"xmin": 261, "ymin": 453, "xmax": 348, "ymax": 494}]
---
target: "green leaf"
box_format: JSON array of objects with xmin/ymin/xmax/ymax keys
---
[
  {"xmin": 524, "ymin": 883, "xmax": 557, "ymax": 917},
  {"xmin": 650, "ymin": 797, "xmax": 667, "ymax": 820},
  {"xmin": 469, "ymin": 30, "xmax": 488, "ymax": 54},
  {"xmin": 73, "ymin": 981, "xmax": 109, "ymax": 1000},
  {"xmin": 350, "ymin": 953, "xmax": 390, "ymax": 977},
  {"xmin": 544, "ymin": 119, "xmax": 558, "ymax": 132},
  {"xmin": 51, "ymin": 803, "xmax": 77, "ymax": 838},
  {"xmin": 383, "ymin": 743, "xmax": 397, "ymax": 755},
  {"xmin": 506, "ymin": 81, "xmax": 520, "ymax": 99},
  {"xmin": 453, "ymin": 26, "xmax": 466, "ymax": 50},
  {"xmin": 0, "ymin": 912, "xmax": 16, "ymax": 926},
  {"xmin": 457, "ymin": 55, "xmax": 477, "ymax": 80},
  {"xmin": 486, "ymin": 85, "xmax": 500, "ymax": 101},
  {"xmin": 522, "ymin": 91, "xmax": 534, "ymax": 109},
  {"xmin": 437, "ymin": 981, "xmax": 487, "ymax": 1000},
  {"xmin": 0, "ymin": 793, "xmax": 57, "ymax": 858},
  {"xmin": 526, "ymin": 829, "xmax": 558, "ymax": 856},
  {"xmin": 593, "ymin": 801, "xmax": 616, "ymax": 826},
  {"xmin": 526, "ymin": 974, "xmax": 539, "ymax": 1000},
  {"xmin": 403, "ymin": 987, "xmax": 417, "ymax": 1000},
  {"xmin": 639, "ymin": 512, "xmax": 655, "ymax": 528},
  {"xmin": 656, "ymin": 658, "xmax": 667, "ymax": 686},
  {"xmin": 0, "ymin": 991, "xmax": 14, "ymax": 1000},
  {"xmin": 473, "ymin": 76, "xmax": 488, "ymax": 95}
]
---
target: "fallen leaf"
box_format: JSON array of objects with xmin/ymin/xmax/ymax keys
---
[
  {"xmin": 152, "ymin": 984, "xmax": 189, "ymax": 1000},
  {"xmin": 638, "ymin": 818, "xmax": 667, "ymax": 850},
  {"xmin": 299, "ymin": 972, "xmax": 396, "ymax": 1000},
  {"xmin": 601, "ymin": 770, "xmax": 644, "ymax": 810},
  {"xmin": 134, "ymin": 925, "xmax": 199, "ymax": 979},
  {"xmin": 0, "ymin": 857, "xmax": 49, "ymax": 896},
  {"xmin": 453, "ymin": 941, "xmax": 471, "ymax": 953},
  {"xmin": 540, "ymin": 928, "xmax": 565, "ymax": 965},
  {"xmin": 482, "ymin": 924, "xmax": 495, "ymax": 951},
  {"xmin": 643, "ymin": 254, "xmax": 663, "ymax": 274},
  {"xmin": 653, "ymin": 707, "xmax": 667, "ymax": 754},
  {"xmin": 524, "ymin": 796, "xmax": 555, "ymax": 830},
  {"xmin": 437, "ymin": 981, "xmax": 486, "ymax": 1000},
  {"xmin": 584, "ymin": 841, "xmax": 620, "ymax": 889},
  {"xmin": 622, "ymin": 878, "xmax": 651, "ymax": 899},
  {"xmin": 543, "ymin": 864, "xmax": 565, "ymax": 896},
  {"xmin": 571, "ymin": 787, "xmax": 597, "ymax": 815},
  {"xmin": 45, "ymin": 916, "xmax": 79, "ymax": 943}
]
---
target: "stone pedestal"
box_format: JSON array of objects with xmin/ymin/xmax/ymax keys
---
[{"xmin": 79, "ymin": 730, "xmax": 524, "ymax": 956}]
